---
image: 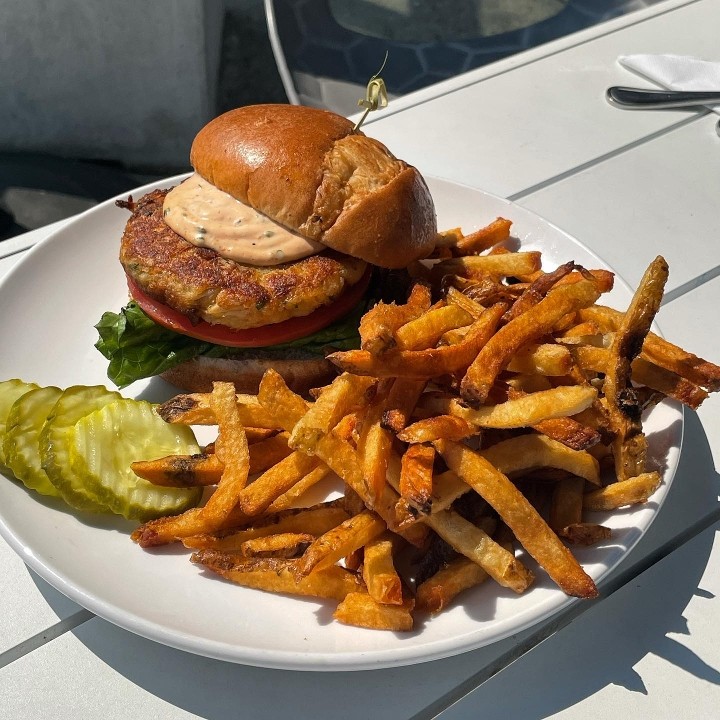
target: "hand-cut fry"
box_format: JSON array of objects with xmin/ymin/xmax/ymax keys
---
[
  {"xmin": 239, "ymin": 532, "xmax": 315, "ymax": 558},
  {"xmin": 132, "ymin": 433, "xmax": 293, "ymax": 487},
  {"xmin": 359, "ymin": 282, "xmax": 432, "ymax": 353},
  {"xmin": 237, "ymin": 451, "xmax": 322, "ymax": 516},
  {"xmin": 132, "ymin": 451, "xmax": 223, "ymax": 487},
  {"xmin": 550, "ymin": 476, "xmax": 611, "ymax": 545},
  {"xmin": 202, "ymin": 382, "xmax": 251, "ymax": 522},
  {"xmin": 334, "ymin": 590, "xmax": 414, "ymax": 631},
  {"xmin": 436, "ymin": 439, "xmax": 598, "ymax": 598},
  {"xmin": 394, "ymin": 304, "xmax": 473, "ymax": 350},
  {"xmin": 444, "ymin": 285, "xmax": 486, "ymax": 319},
  {"xmin": 503, "ymin": 261, "xmax": 577, "ymax": 322},
  {"xmin": 328, "ymin": 302, "xmax": 506, "ymax": 378},
  {"xmin": 297, "ymin": 509, "xmax": 386, "ymax": 577},
  {"xmin": 580, "ymin": 305, "xmax": 720, "ymax": 392},
  {"xmin": 362, "ymin": 534, "xmax": 403, "ymax": 605},
  {"xmin": 461, "ymin": 279, "xmax": 603, "ymax": 405},
  {"xmin": 424, "ymin": 386, "xmax": 598, "ymax": 429},
  {"xmin": 432, "ymin": 251, "xmax": 541, "ymax": 281},
  {"xmin": 397, "ymin": 415, "xmax": 476, "ymax": 444},
  {"xmin": 481, "ymin": 434, "xmax": 600, "ymax": 485},
  {"xmin": 573, "ymin": 345, "xmax": 708, "ymax": 409},
  {"xmin": 602, "ymin": 256, "xmax": 668, "ymax": 480},
  {"xmin": 157, "ymin": 391, "xmax": 276, "ymax": 427},
  {"xmin": 357, "ymin": 384, "xmax": 395, "ymax": 503},
  {"xmin": 506, "ymin": 343, "xmax": 573, "ymax": 377},
  {"xmin": 416, "ymin": 556, "xmax": 488, "ymax": 613},
  {"xmin": 399, "ymin": 443, "xmax": 435, "ymax": 514},
  {"xmin": 583, "ymin": 471, "xmax": 661, "ymax": 510},
  {"xmin": 452, "ymin": 217, "xmax": 512, "ymax": 255},
  {"xmin": 380, "ymin": 377, "xmax": 427, "ymax": 433},
  {"xmin": 191, "ymin": 553, "xmax": 364, "ymax": 600},
  {"xmin": 181, "ymin": 501, "xmax": 349, "ymax": 551},
  {"xmin": 289, "ymin": 373, "xmax": 376, "ymax": 454},
  {"xmin": 531, "ymin": 416, "xmax": 602, "ymax": 451},
  {"xmin": 424, "ymin": 509, "xmax": 533, "ymax": 593}
]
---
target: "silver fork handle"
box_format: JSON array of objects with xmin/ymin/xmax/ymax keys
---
[{"xmin": 606, "ymin": 86, "xmax": 720, "ymax": 109}]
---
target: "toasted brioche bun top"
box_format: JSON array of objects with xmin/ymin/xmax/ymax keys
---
[{"xmin": 189, "ymin": 104, "xmax": 437, "ymax": 269}]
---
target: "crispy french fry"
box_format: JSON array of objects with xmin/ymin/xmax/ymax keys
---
[
  {"xmin": 481, "ymin": 434, "xmax": 600, "ymax": 485},
  {"xmin": 289, "ymin": 373, "xmax": 376, "ymax": 454},
  {"xmin": 432, "ymin": 252, "xmax": 541, "ymax": 281},
  {"xmin": 359, "ymin": 283, "xmax": 432, "ymax": 354},
  {"xmin": 424, "ymin": 509, "xmax": 533, "ymax": 593},
  {"xmin": 503, "ymin": 261, "xmax": 577, "ymax": 322},
  {"xmin": 380, "ymin": 377, "xmax": 427, "ymax": 433},
  {"xmin": 203, "ymin": 382, "xmax": 251, "ymax": 521},
  {"xmin": 436, "ymin": 439, "xmax": 598, "ymax": 598},
  {"xmin": 602, "ymin": 256, "xmax": 668, "ymax": 480},
  {"xmin": 452, "ymin": 217, "xmax": 512, "ymax": 255},
  {"xmin": 237, "ymin": 451, "xmax": 322, "ymax": 516},
  {"xmin": 531, "ymin": 416, "xmax": 602, "ymax": 451},
  {"xmin": 397, "ymin": 415, "xmax": 476, "ymax": 444},
  {"xmin": 399, "ymin": 443, "xmax": 435, "ymax": 514},
  {"xmin": 191, "ymin": 553, "xmax": 364, "ymax": 600},
  {"xmin": 333, "ymin": 590, "xmax": 414, "ymax": 631},
  {"xmin": 132, "ymin": 433, "xmax": 293, "ymax": 487},
  {"xmin": 298, "ymin": 510, "xmax": 386, "ymax": 576},
  {"xmin": 239, "ymin": 532, "xmax": 315, "ymax": 558},
  {"xmin": 356, "ymin": 383, "xmax": 395, "ymax": 504},
  {"xmin": 506, "ymin": 343, "xmax": 573, "ymax": 377},
  {"xmin": 460, "ymin": 279, "xmax": 602, "ymax": 405},
  {"xmin": 394, "ymin": 304, "xmax": 473, "ymax": 350},
  {"xmin": 580, "ymin": 305, "xmax": 720, "ymax": 392},
  {"xmin": 416, "ymin": 556, "xmax": 489, "ymax": 613},
  {"xmin": 157, "ymin": 392, "xmax": 276, "ymax": 427},
  {"xmin": 583, "ymin": 471, "xmax": 661, "ymax": 510},
  {"xmin": 362, "ymin": 534, "xmax": 403, "ymax": 605},
  {"xmin": 132, "ymin": 452, "xmax": 222, "ymax": 487},
  {"xmin": 328, "ymin": 302, "xmax": 506, "ymax": 378},
  {"xmin": 182, "ymin": 501, "xmax": 349, "ymax": 551},
  {"xmin": 424, "ymin": 386, "xmax": 597, "ymax": 429},
  {"xmin": 444, "ymin": 286, "xmax": 486, "ymax": 319}
]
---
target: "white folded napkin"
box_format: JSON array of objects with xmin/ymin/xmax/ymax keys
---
[{"xmin": 618, "ymin": 54, "xmax": 720, "ymax": 114}]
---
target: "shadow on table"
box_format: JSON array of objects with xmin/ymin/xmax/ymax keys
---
[{"xmin": 26, "ymin": 410, "xmax": 720, "ymax": 720}]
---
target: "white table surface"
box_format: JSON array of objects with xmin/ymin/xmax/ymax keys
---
[{"xmin": 2, "ymin": 0, "xmax": 720, "ymax": 717}]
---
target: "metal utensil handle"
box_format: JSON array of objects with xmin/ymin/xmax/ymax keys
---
[{"xmin": 606, "ymin": 86, "xmax": 720, "ymax": 109}]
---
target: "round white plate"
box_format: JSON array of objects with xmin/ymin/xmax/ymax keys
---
[{"xmin": 0, "ymin": 175, "xmax": 682, "ymax": 671}]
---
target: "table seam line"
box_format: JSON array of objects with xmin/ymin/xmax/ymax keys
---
[{"xmin": 0, "ymin": 608, "xmax": 94, "ymax": 669}]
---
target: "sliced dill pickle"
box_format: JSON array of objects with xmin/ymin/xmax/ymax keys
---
[
  {"xmin": 4, "ymin": 386, "xmax": 62, "ymax": 497},
  {"xmin": 40, "ymin": 385, "xmax": 121, "ymax": 513},
  {"xmin": 0, "ymin": 379, "xmax": 39, "ymax": 472},
  {"xmin": 70, "ymin": 398, "xmax": 202, "ymax": 521}
]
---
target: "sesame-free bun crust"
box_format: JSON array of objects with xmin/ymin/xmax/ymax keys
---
[{"xmin": 190, "ymin": 104, "xmax": 436, "ymax": 269}]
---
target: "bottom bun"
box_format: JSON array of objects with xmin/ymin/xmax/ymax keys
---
[{"xmin": 159, "ymin": 355, "xmax": 338, "ymax": 397}]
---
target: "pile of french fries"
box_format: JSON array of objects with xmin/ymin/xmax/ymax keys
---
[{"xmin": 130, "ymin": 217, "xmax": 720, "ymax": 632}]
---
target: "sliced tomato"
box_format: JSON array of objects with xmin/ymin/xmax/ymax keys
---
[{"xmin": 126, "ymin": 269, "xmax": 371, "ymax": 348}]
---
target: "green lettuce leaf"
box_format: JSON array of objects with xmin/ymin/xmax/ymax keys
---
[{"xmin": 95, "ymin": 300, "xmax": 365, "ymax": 389}]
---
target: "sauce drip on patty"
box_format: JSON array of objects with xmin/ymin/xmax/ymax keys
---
[{"xmin": 163, "ymin": 173, "xmax": 325, "ymax": 266}]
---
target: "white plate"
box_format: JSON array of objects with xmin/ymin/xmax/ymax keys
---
[{"xmin": 0, "ymin": 175, "xmax": 682, "ymax": 671}]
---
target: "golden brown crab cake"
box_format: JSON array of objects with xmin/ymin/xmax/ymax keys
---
[{"xmin": 119, "ymin": 189, "xmax": 368, "ymax": 330}]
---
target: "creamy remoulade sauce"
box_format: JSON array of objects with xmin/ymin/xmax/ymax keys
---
[{"xmin": 162, "ymin": 173, "xmax": 325, "ymax": 266}]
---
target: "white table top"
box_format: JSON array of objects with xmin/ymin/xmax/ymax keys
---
[{"xmin": 3, "ymin": 0, "xmax": 720, "ymax": 716}]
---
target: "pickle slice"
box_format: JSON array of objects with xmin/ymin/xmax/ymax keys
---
[
  {"xmin": 4, "ymin": 386, "xmax": 62, "ymax": 497},
  {"xmin": 71, "ymin": 398, "xmax": 202, "ymax": 521},
  {"xmin": 40, "ymin": 385, "xmax": 121, "ymax": 513},
  {"xmin": 0, "ymin": 379, "xmax": 39, "ymax": 472}
]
